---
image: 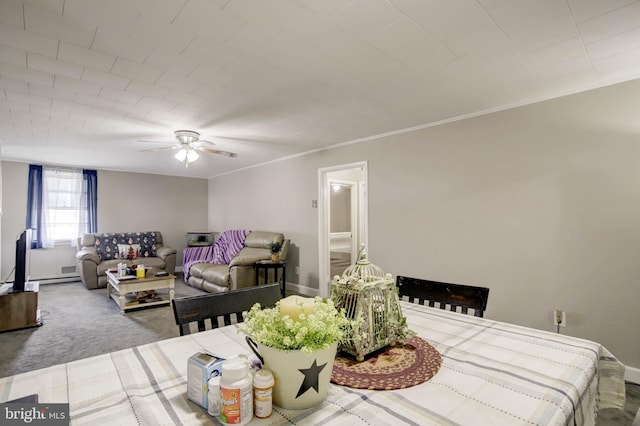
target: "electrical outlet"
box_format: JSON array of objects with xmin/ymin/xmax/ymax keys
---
[
  {"xmin": 553, "ymin": 310, "xmax": 567, "ymax": 327},
  {"xmin": 295, "ymin": 266, "xmax": 300, "ymax": 275}
]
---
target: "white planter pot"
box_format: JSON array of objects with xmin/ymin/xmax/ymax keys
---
[{"xmin": 248, "ymin": 338, "xmax": 338, "ymax": 410}]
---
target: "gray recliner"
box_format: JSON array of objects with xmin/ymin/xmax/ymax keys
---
[{"xmin": 186, "ymin": 231, "xmax": 289, "ymax": 293}]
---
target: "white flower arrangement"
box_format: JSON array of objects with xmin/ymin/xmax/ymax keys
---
[{"xmin": 239, "ymin": 296, "xmax": 353, "ymax": 353}]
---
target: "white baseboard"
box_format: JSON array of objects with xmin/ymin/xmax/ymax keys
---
[
  {"xmin": 285, "ymin": 282, "xmax": 319, "ymax": 297},
  {"xmin": 626, "ymin": 366, "xmax": 640, "ymax": 384}
]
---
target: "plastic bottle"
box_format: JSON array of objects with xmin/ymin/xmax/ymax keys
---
[
  {"xmin": 208, "ymin": 376, "xmax": 221, "ymax": 417},
  {"xmin": 220, "ymin": 356, "xmax": 253, "ymax": 425},
  {"xmin": 253, "ymin": 369, "xmax": 274, "ymax": 418}
]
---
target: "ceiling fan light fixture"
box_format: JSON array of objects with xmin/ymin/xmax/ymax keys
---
[
  {"xmin": 186, "ymin": 149, "xmax": 199, "ymax": 163},
  {"xmin": 174, "ymin": 148, "xmax": 187, "ymax": 162}
]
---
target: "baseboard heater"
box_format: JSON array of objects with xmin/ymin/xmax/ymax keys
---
[{"xmin": 31, "ymin": 275, "xmax": 81, "ymax": 285}]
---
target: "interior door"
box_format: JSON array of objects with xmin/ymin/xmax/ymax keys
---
[{"xmin": 318, "ymin": 162, "xmax": 367, "ymax": 298}]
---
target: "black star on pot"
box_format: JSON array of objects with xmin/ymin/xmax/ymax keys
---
[{"xmin": 295, "ymin": 359, "xmax": 327, "ymax": 398}]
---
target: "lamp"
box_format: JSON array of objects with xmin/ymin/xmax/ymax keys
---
[{"xmin": 174, "ymin": 147, "xmax": 199, "ymax": 167}]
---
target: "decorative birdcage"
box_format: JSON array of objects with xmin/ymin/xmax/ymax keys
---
[{"xmin": 330, "ymin": 245, "xmax": 412, "ymax": 361}]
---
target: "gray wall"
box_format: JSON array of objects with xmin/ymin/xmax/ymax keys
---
[
  {"xmin": 208, "ymin": 79, "xmax": 640, "ymax": 369},
  {"xmin": 1, "ymin": 162, "xmax": 208, "ymax": 279}
]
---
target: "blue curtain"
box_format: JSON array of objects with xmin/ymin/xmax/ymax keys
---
[
  {"xmin": 83, "ymin": 169, "xmax": 98, "ymax": 233},
  {"xmin": 26, "ymin": 165, "xmax": 43, "ymax": 249}
]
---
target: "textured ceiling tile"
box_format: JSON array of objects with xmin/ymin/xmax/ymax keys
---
[
  {"xmin": 82, "ymin": 67, "xmax": 130, "ymax": 90},
  {"xmin": 138, "ymin": 0, "xmax": 188, "ymax": 23},
  {"xmin": 5, "ymin": 89, "xmax": 52, "ymax": 107},
  {"xmin": 27, "ymin": 52, "xmax": 84, "ymax": 79},
  {"xmin": 29, "ymin": 81, "xmax": 76, "ymax": 101},
  {"xmin": 0, "ymin": 44, "xmax": 27, "ymax": 67},
  {"xmin": 367, "ymin": 18, "xmax": 456, "ymax": 72},
  {"xmin": 54, "ymin": 75, "xmax": 101, "ymax": 95},
  {"xmin": 578, "ymin": 2, "xmax": 640, "ymax": 44},
  {"xmin": 0, "ymin": 0, "xmax": 24, "ymax": 28},
  {"xmin": 592, "ymin": 46, "xmax": 640, "ymax": 75},
  {"xmin": 173, "ymin": 0, "xmax": 243, "ymax": 40},
  {"xmin": 509, "ymin": 14, "xmax": 578, "ymax": 53},
  {"xmin": 567, "ymin": 0, "xmax": 637, "ymax": 23},
  {"xmin": 99, "ymin": 87, "xmax": 142, "ymax": 105},
  {"xmin": 223, "ymin": 22, "xmax": 285, "ymax": 60},
  {"xmin": 164, "ymin": 91, "xmax": 206, "ymax": 107},
  {"xmin": 586, "ymin": 27, "xmax": 640, "ymax": 61},
  {"xmin": 52, "ymin": 98, "xmax": 91, "ymax": 114},
  {"xmin": 112, "ymin": 58, "xmax": 163, "ymax": 83},
  {"xmin": 24, "ymin": 0, "xmax": 64, "ymax": 14},
  {"xmin": 0, "ymin": 77, "xmax": 29, "ymax": 92},
  {"xmin": 484, "ymin": 0, "xmax": 569, "ymax": 35},
  {"xmin": 129, "ymin": 15, "xmax": 196, "ymax": 54},
  {"xmin": 58, "ymin": 41, "xmax": 116, "ymax": 71},
  {"xmin": 393, "ymin": 0, "xmax": 497, "ymax": 49},
  {"xmin": 298, "ymin": 0, "xmax": 351, "ymax": 17},
  {"xmin": 92, "ymin": 28, "xmax": 153, "ymax": 64},
  {"xmin": 73, "ymin": 93, "xmax": 115, "ymax": 110},
  {"xmin": 330, "ymin": 0, "xmax": 404, "ymax": 38},
  {"xmin": 523, "ymin": 37, "xmax": 586, "ymax": 69},
  {"xmin": 24, "ymin": 3, "xmax": 95, "ymax": 48},
  {"xmin": 126, "ymin": 80, "xmax": 171, "ymax": 99},
  {"xmin": 0, "ymin": 62, "xmax": 54, "ymax": 86},
  {"xmin": 144, "ymin": 50, "xmax": 200, "ymax": 77},
  {"xmin": 464, "ymin": 47, "xmax": 529, "ymax": 75},
  {"xmin": 156, "ymin": 71, "xmax": 205, "ymax": 94},
  {"xmin": 137, "ymin": 96, "xmax": 176, "ymax": 112},
  {"xmin": 64, "ymin": 0, "xmax": 139, "ymax": 30},
  {"xmin": 536, "ymin": 55, "xmax": 593, "ymax": 80},
  {"xmin": 183, "ymin": 36, "xmax": 241, "ymax": 70},
  {"xmin": 0, "ymin": 23, "xmax": 58, "ymax": 57}
]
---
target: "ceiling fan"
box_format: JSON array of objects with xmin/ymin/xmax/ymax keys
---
[{"xmin": 139, "ymin": 130, "xmax": 238, "ymax": 167}]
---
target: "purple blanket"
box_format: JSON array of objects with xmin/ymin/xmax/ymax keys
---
[{"xmin": 182, "ymin": 230, "xmax": 251, "ymax": 282}]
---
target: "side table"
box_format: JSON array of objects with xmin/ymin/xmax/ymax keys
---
[{"xmin": 254, "ymin": 260, "xmax": 286, "ymax": 297}]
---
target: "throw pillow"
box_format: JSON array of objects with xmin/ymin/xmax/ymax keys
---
[
  {"xmin": 94, "ymin": 234, "xmax": 120, "ymax": 261},
  {"xmin": 118, "ymin": 243, "xmax": 141, "ymax": 260},
  {"xmin": 138, "ymin": 232, "xmax": 157, "ymax": 257}
]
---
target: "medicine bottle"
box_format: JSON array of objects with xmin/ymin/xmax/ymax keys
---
[
  {"xmin": 253, "ymin": 369, "xmax": 274, "ymax": 418},
  {"xmin": 207, "ymin": 376, "xmax": 220, "ymax": 417},
  {"xmin": 220, "ymin": 356, "xmax": 253, "ymax": 425}
]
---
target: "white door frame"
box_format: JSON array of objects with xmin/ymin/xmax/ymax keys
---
[{"xmin": 318, "ymin": 161, "xmax": 368, "ymax": 298}]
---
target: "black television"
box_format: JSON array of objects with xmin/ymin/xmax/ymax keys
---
[{"xmin": 12, "ymin": 229, "xmax": 31, "ymax": 293}]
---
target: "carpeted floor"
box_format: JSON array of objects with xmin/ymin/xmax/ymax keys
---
[
  {"xmin": 0, "ymin": 277, "xmax": 638, "ymax": 424},
  {"xmin": 0, "ymin": 275, "xmax": 205, "ymax": 378}
]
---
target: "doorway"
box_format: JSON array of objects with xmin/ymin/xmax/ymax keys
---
[{"xmin": 318, "ymin": 162, "xmax": 368, "ymax": 298}]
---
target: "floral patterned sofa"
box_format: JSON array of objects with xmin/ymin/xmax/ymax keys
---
[{"xmin": 75, "ymin": 231, "xmax": 176, "ymax": 289}]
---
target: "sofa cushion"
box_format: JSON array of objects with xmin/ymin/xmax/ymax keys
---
[
  {"xmin": 190, "ymin": 263, "xmax": 229, "ymax": 287},
  {"xmin": 95, "ymin": 232, "xmax": 157, "ymax": 260},
  {"xmin": 244, "ymin": 231, "xmax": 284, "ymax": 249},
  {"xmin": 229, "ymin": 247, "xmax": 272, "ymax": 267}
]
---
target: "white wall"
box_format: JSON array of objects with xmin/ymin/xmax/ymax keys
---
[
  {"xmin": 209, "ymin": 79, "xmax": 640, "ymax": 369},
  {"xmin": 1, "ymin": 162, "xmax": 209, "ymax": 280}
]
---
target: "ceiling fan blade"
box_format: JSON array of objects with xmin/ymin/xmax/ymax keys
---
[
  {"xmin": 140, "ymin": 146, "xmax": 180, "ymax": 152},
  {"xmin": 137, "ymin": 139, "xmax": 175, "ymax": 144},
  {"xmin": 197, "ymin": 146, "xmax": 238, "ymax": 157},
  {"xmin": 194, "ymin": 139, "xmax": 217, "ymax": 147}
]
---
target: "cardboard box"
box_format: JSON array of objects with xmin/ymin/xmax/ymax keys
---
[{"xmin": 187, "ymin": 352, "xmax": 225, "ymax": 409}]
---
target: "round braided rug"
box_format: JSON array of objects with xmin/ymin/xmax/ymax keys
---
[{"xmin": 330, "ymin": 337, "xmax": 442, "ymax": 390}]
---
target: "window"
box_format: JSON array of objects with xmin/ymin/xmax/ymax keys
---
[{"xmin": 27, "ymin": 165, "xmax": 97, "ymax": 248}]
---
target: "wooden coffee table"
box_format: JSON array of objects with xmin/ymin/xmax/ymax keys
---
[{"xmin": 106, "ymin": 270, "xmax": 175, "ymax": 314}]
